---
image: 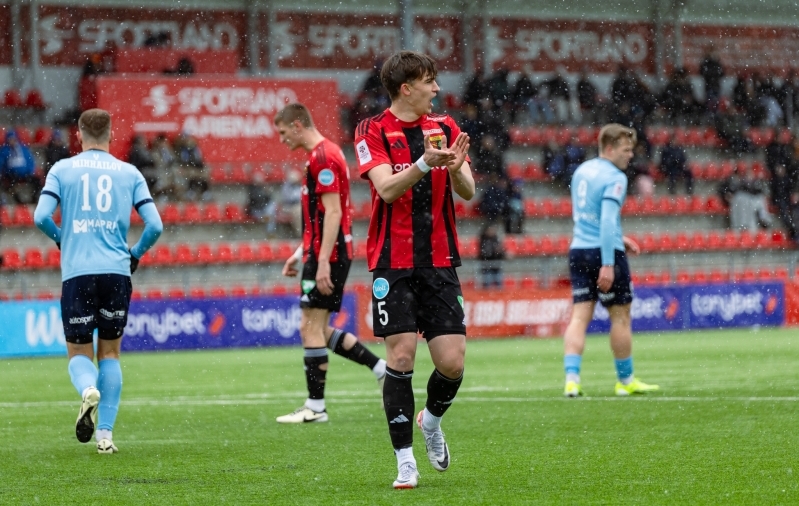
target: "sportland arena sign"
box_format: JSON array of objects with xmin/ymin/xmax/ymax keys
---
[{"xmin": 96, "ymin": 76, "xmax": 341, "ymax": 163}]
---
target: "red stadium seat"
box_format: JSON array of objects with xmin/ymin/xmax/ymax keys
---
[
  {"xmin": 174, "ymin": 243, "xmax": 194, "ymax": 264},
  {"xmin": 209, "ymin": 286, "xmax": 227, "ymax": 298},
  {"xmin": 33, "ymin": 126, "xmax": 52, "ymax": 145},
  {"xmin": 275, "ymin": 242, "xmax": 295, "ymax": 259},
  {"xmin": 676, "ymin": 270, "xmax": 691, "ymax": 284},
  {"xmin": 196, "ymin": 244, "xmax": 214, "ymax": 264},
  {"xmin": 160, "ymin": 203, "xmax": 180, "ymax": 224},
  {"xmin": 189, "ymin": 287, "xmax": 206, "ymax": 298},
  {"xmin": 23, "ymin": 247, "xmax": 45, "ymax": 270},
  {"xmin": 236, "ymin": 243, "xmax": 255, "ymax": 263},
  {"xmin": 146, "ymin": 288, "xmax": 164, "ymax": 299},
  {"xmin": 183, "ymin": 202, "xmax": 202, "ymax": 224},
  {"xmin": 230, "ymin": 285, "xmax": 247, "ymax": 297},
  {"xmin": 168, "ymin": 287, "xmax": 186, "ymax": 299},
  {"xmin": 13, "ymin": 205, "xmax": 33, "ymax": 227},
  {"xmin": 3, "ymin": 88, "xmax": 23, "ymax": 107},
  {"xmin": 150, "ymin": 245, "xmax": 173, "ymax": 266},
  {"xmin": 256, "ymin": 242, "xmax": 274, "ymax": 262},
  {"xmin": 270, "ymin": 284, "xmax": 288, "ymax": 295},
  {"xmin": 224, "ymin": 203, "xmax": 244, "ymax": 222},
  {"xmin": 521, "ymin": 277, "xmax": 538, "ymax": 289},
  {"xmin": 46, "ymin": 248, "xmax": 60, "ymax": 268},
  {"xmin": 709, "ymin": 269, "xmax": 728, "ymax": 283},
  {"xmin": 202, "ymin": 202, "xmax": 223, "ymax": 223},
  {"xmin": 216, "ymin": 243, "xmax": 234, "ymax": 263}
]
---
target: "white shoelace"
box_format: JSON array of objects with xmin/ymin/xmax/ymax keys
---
[
  {"xmin": 397, "ymin": 462, "xmax": 418, "ymax": 481},
  {"xmin": 423, "ymin": 427, "xmax": 446, "ymax": 457}
]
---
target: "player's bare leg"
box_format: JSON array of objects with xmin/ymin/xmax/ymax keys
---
[
  {"xmin": 563, "ymin": 301, "xmax": 595, "ymax": 397},
  {"xmin": 384, "ymin": 332, "xmax": 420, "ymax": 488}
]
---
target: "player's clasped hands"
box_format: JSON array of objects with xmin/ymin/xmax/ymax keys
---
[{"xmin": 421, "ymin": 133, "xmax": 469, "ymax": 171}]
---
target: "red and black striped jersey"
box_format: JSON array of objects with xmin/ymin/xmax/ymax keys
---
[
  {"xmin": 302, "ymin": 138, "xmax": 353, "ymax": 264},
  {"xmin": 354, "ymin": 109, "xmax": 466, "ymax": 270}
]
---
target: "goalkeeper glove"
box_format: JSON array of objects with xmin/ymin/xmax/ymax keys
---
[{"xmin": 129, "ymin": 249, "xmax": 140, "ymax": 274}]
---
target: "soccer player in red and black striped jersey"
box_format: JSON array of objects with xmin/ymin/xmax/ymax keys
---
[
  {"xmin": 274, "ymin": 103, "xmax": 386, "ymax": 424},
  {"xmin": 354, "ymin": 51, "xmax": 475, "ymax": 489}
]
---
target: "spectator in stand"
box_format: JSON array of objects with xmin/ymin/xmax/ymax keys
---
[
  {"xmin": 0, "ymin": 130, "xmax": 39, "ymax": 204},
  {"xmin": 659, "ymin": 136, "xmax": 693, "ymax": 195},
  {"xmin": 504, "ymin": 178, "xmax": 524, "ymax": 234},
  {"xmin": 474, "ymin": 134, "xmax": 505, "ymax": 178},
  {"xmin": 543, "ymin": 72, "xmax": 571, "ymax": 124},
  {"xmin": 275, "ymin": 168, "xmax": 303, "ymax": 238},
  {"xmin": 779, "ymin": 70, "xmax": 799, "ymax": 126},
  {"xmin": 477, "ymin": 173, "xmax": 509, "ymax": 224},
  {"xmin": 699, "ymin": 47, "xmax": 724, "ymax": 112},
  {"xmin": 478, "ymin": 223, "xmax": 505, "ymax": 288},
  {"xmin": 245, "ymin": 170, "xmax": 275, "ymax": 227},
  {"xmin": 78, "ymin": 54, "xmax": 103, "ymax": 112},
  {"xmin": 757, "ymin": 75, "xmax": 784, "ymax": 127},
  {"xmin": 460, "ymin": 104, "xmax": 485, "ymax": 150},
  {"xmin": 733, "ymin": 74, "xmax": 765, "ymax": 126},
  {"xmin": 150, "ymin": 133, "xmax": 177, "ymax": 200},
  {"xmin": 626, "ymin": 143, "xmax": 654, "ymax": 197},
  {"xmin": 44, "ymin": 128, "xmax": 71, "ymax": 173},
  {"xmin": 577, "ymin": 69, "xmax": 599, "ymax": 124},
  {"xmin": 462, "ymin": 70, "xmax": 488, "ymax": 109},
  {"xmin": 173, "ymin": 131, "xmax": 208, "ymax": 201},
  {"xmin": 770, "ymin": 163, "xmax": 797, "ymax": 240},
  {"xmin": 512, "ymin": 72, "xmax": 537, "ymax": 124},
  {"xmin": 766, "ymin": 128, "xmax": 793, "ymax": 173},
  {"xmin": 127, "ymin": 134, "xmax": 157, "ymax": 190},
  {"xmin": 486, "ymin": 68, "xmax": 512, "ymax": 110},
  {"xmin": 660, "ymin": 68, "xmax": 700, "ymax": 124},
  {"xmin": 717, "ymin": 165, "xmax": 772, "ymax": 231},
  {"xmin": 715, "ymin": 100, "xmax": 754, "ymax": 156},
  {"xmin": 544, "ymin": 139, "xmax": 586, "ymax": 187}
]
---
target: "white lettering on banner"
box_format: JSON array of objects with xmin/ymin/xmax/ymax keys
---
[
  {"xmin": 691, "ymin": 292, "xmax": 764, "ymax": 322},
  {"xmin": 73, "ymin": 19, "xmax": 238, "ymax": 54},
  {"xmin": 513, "ymin": 30, "xmax": 647, "ymax": 65},
  {"xmin": 177, "ymin": 87, "xmax": 298, "ymax": 115},
  {"xmin": 302, "ymin": 24, "xmax": 455, "ymax": 61},
  {"xmin": 241, "ymin": 307, "xmax": 301, "ymax": 338},
  {"xmin": 182, "ymin": 116, "xmax": 273, "ymax": 139},
  {"xmin": 125, "ymin": 309, "xmax": 206, "ymax": 343},
  {"xmin": 463, "ymin": 298, "xmax": 572, "ymax": 327},
  {"xmin": 25, "ymin": 308, "xmax": 66, "ymax": 347},
  {"xmin": 593, "ymin": 296, "xmax": 665, "ymax": 321}
]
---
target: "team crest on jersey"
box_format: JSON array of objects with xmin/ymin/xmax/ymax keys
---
[
  {"xmin": 302, "ymin": 280, "xmax": 316, "ymax": 294},
  {"xmin": 373, "ymin": 278, "xmax": 389, "ymax": 299},
  {"xmin": 318, "ymin": 169, "xmax": 335, "ymax": 186},
  {"xmin": 429, "ymin": 134, "xmax": 445, "ymax": 149}
]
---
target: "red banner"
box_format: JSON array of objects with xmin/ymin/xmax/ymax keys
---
[
  {"xmin": 784, "ymin": 281, "xmax": 799, "ymax": 325},
  {"xmin": 484, "ymin": 18, "xmax": 655, "ymax": 74},
  {"xmin": 682, "ymin": 24, "xmax": 799, "ymax": 76},
  {"xmin": 354, "ymin": 285, "xmax": 572, "ymax": 340},
  {"xmin": 0, "ymin": 5, "xmax": 10, "ymax": 65},
  {"xmin": 36, "ymin": 5, "xmax": 246, "ymax": 67},
  {"xmin": 96, "ymin": 76, "xmax": 340, "ymax": 163},
  {"xmin": 272, "ymin": 12, "xmax": 462, "ymax": 71}
]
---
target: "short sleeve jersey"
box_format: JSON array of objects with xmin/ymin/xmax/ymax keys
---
[
  {"xmin": 354, "ymin": 109, "xmax": 465, "ymax": 271},
  {"xmin": 42, "ymin": 149, "xmax": 153, "ymax": 281},
  {"xmin": 302, "ymin": 138, "xmax": 353, "ymax": 264},
  {"xmin": 570, "ymin": 157, "xmax": 627, "ymax": 251}
]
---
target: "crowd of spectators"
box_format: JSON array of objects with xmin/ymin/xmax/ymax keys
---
[{"xmin": 127, "ymin": 132, "xmax": 209, "ymax": 202}]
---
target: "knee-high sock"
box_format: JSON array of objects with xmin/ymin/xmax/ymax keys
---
[
  {"xmin": 97, "ymin": 358, "xmax": 122, "ymax": 431},
  {"xmin": 68, "ymin": 355, "xmax": 98, "ymax": 396},
  {"xmin": 383, "ymin": 367, "xmax": 414, "ymax": 450},
  {"xmin": 426, "ymin": 369, "xmax": 463, "ymax": 417},
  {"xmin": 304, "ymin": 347, "xmax": 328, "ymax": 400},
  {"xmin": 329, "ymin": 329, "xmax": 380, "ymax": 369}
]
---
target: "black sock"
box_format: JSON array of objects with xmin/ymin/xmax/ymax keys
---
[
  {"xmin": 426, "ymin": 369, "xmax": 463, "ymax": 417},
  {"xmin": 303, "ymin": 347, "xmax": 328, "ymax": 402},
  {"xmin": 383, "ymin": 367, "xmax": 414, "ymax": 450},
  {"xmin": 329, "ymin": 329, "xmax": 380, "ymax": 369}
]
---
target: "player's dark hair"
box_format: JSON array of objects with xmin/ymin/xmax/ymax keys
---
[
  {"xmin": 274, "ymin": 103, "xmax": 314, "ymax": 128},
  {"xmin": 380, "ymin": 50, "xmax": 438, "ymax": 100},
  {"xmin": 78, "ymin": 108, "xmax": 112, "ymax": 144},
  {"xmin": 599, "ymin": 123, "xmax": 637, "ymax": 151}
]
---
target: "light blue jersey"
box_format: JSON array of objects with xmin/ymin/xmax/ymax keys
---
[
  {"xmin": 570, "ymin": 157, "xmax": 627, "ymax": 265},
  {"xmin": 35, "ymin": 149, "xmax": 162, "ymax": 281}
]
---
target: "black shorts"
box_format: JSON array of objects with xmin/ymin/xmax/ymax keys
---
[
  {"xmin": 371, "ymin": 267, "xmax": 466, "ymax": 340},
  {"xmin": 61, "ymin": 274, "xmax": 133, "ymax": 344},
  {"xmin": 569, "ymin": 248, "xmax": 633, "ymax": 308},
  {"xmin": 299, "ymin": 259, "xmax": 351, "ymax": 312}
]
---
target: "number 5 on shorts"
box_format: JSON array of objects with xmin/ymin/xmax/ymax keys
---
[{"xmin": 377, "ymin": 301, "xmax": 388, "ymax": 325}]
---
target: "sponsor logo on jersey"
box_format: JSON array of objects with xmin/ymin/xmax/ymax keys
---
[
  {"xmin": 385, "ymin": 131, "xmax": 405, "ymax": 138},
  {"xmin": 612, "ymin": 182, "xmax": 624, "ymax": 198},
  {"xmin": 73, "ymin": 219, "xmax": 117, "ymax": 233},
  {"xmin": 302, "ymin": 280, "xmax": 317, "ymax": 294},
  {"xmin": 373, "ymin": 278, "xmax": 389, "ymax": 300},
  {"xmin": 423, "ymin": 128, "xmax": 444, "ymax": 135},
  {"xmin": 356, "ymin": 139, "xmax": 372, "ymax": 165},
  {"xmin": 317, "ymin": 168, "xmax": 335, "ymax": 186}
]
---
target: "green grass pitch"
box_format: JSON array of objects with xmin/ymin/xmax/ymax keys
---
[{"xmin": 2, "ymin": 327, "xmax": 798, "ymax": 505}]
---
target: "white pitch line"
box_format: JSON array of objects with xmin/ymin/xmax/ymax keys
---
[{"xmin": 1, "ymin": 395, "xmax": 798, "ymax": 409}]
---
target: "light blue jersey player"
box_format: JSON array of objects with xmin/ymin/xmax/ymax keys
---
[
  {"xmin": 34, "ymin": 109, "xmax": 163, "ymax": 454},
  {"xmin": 561, "ymin": 124, "xmax": 659, "ymax": 398}
]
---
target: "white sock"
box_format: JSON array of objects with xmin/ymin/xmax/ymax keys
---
[
  {"xmin": 621, "ymin": 376, "xmax": 633, "ymax": 385},
  {"xmin": 373, "ymin": 359, "xmax": 387, "ymax": 379},
  {"xmin": 304, "ymin": 398, "xmax": 325, "ymax": 412},
  {"xmin": 422, "ymin": 407, "xmax": 442, "ymax": 432},
  {"xmin": 566, "ymin": 373, "xmax": 580, "ymax": 384},
  {"xmin": 395, "ymin": 447, "xmax": 415, "ymax": 465},
  {"xmin": 96, "ymin": 429, "xmax": 112, "ymax": 442}
]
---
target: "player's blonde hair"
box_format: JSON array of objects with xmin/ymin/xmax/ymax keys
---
[
  {"xmin": 598, "ymin": 123, "xmax": 637, "ymax": 151},
  {"xmin": 274, "ymin": 103, "xmax": 314, "ymax": 128},
  {"xmin": 79, "ymin": 109, "xmax": 112, "ymax": 144}
]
